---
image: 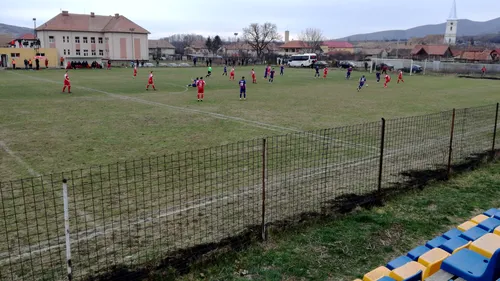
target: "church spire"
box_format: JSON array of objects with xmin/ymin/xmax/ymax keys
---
[{"xmin": 448, "ymin": 0, "xmax": 457, "ymax": 20}]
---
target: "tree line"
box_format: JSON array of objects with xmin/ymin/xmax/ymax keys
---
[{"xmin": 156, "ymin": 24, "xmax": 326, "ymax": 59}]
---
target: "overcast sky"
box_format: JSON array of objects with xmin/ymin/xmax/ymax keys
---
[{"xmin": 2, "ymin": 0, "xmax": 497, "ymax": 40}]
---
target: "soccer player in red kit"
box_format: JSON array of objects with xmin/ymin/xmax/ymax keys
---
[
  {"xmin": 62, "ymin": 70, "xmax": 71, "ymax": 93},
  {"xmin": 230, "ymin": 68, "xmax": 235, "ymax": 80},
  {"xmin": 397, "ymin": 70, "xmax": 404, "ymax": 83},
  {"xmin": 146, "ymin": 71, "xmax": 156, "ymax": 90},
  {"xmin": 251, "ymin": 69, "xmax": 257, "ymax": 84},
  {"xmin": 133, "ymin": 65, "xmax": 137, "ymax": 78},
  {"xmin": 107, "ymin": 60, "xmax": 111, "ymax": 70},
  {"xmin": 197, "ymin": 77, "xmax": 206, "ymax": 101},
  {"xmin": 323, "ymin": 67, "xmax": 329, "ymax": 79},
  {"xmin": 482, "ymin": 66, "xmax": 487, "ymax": 77},
  {"xmin": 384, "ymin": 74, "xmax": 391, "ymax": 88}
]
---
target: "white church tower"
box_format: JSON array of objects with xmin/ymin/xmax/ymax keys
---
[{"xmin": 444, "ymin": 0, "xmax": 458, "ymax": 45}]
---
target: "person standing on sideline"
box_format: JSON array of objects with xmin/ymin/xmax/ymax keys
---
[
  {"xmin": 60, "ymin": 57, "xmax": 64, "ymax": 67},
  {"xmin": 29, "ymin": 58, "xmax": 33, "ymax": 69},
  {"xmin": 45, "ymin": 58, "xmax": 48, "ymax": 69},
  {"xmin": 62, "ymin": 70, "xmax": 72, "ymax": 93},
  {"xmin": 35, "ymin": 58, "xmax": 40, "ymax": 70},
  {"xmin": 481, "ymin": 65, "xmax": 487, "ymax": 77},
  {"xmin": 11, "ymin": 57, "xmax": 16, "ymax": 69}
]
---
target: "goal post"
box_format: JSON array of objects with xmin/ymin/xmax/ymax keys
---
[{"xmin": 368, "ymin": 58, "xmax": 415, "ymax": 75}]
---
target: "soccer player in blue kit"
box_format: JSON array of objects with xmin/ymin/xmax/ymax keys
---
[
  {"xmin": 357, "ymin": 75, "xmax": 367, "ymax": 92},
  {"xmin": 239, "ymin": 76, "xmax": 247, "ymax": 100}
]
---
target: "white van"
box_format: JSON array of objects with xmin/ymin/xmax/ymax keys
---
[{"xmin": 288, "ymin": 53, "xmax": 317, "ymax": 67}]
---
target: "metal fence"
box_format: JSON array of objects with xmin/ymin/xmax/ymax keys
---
[{"xmin": 1, "ymin": 104, "xmax": 499, "ymax": 281}]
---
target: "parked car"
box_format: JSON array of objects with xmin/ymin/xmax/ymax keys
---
[
  {"xmin": 375, "ymin": 63, "xmax": 395, "ymax": 71},
  {"xmin": 339, "ymin": 61, "xmax": 357, "ymax": 69},
  {"xmin": 399, "ymin": 64, "xmax": 423, "ymax": 74},
  {"xmin": 311, "ymin": 61, "xmax": 329, "ymax": 69}
]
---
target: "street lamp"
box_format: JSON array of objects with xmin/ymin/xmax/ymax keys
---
[
  {"xmin": 33, "ymin": 18, "xmax": 36, "ymax": 39},
  {"xmin": 129, "ymin": 28, "xmax": 135, "ymax": 61},
  {"xmin": 234, "ymin": 32, "xmax": 238, "ymax": 43}
]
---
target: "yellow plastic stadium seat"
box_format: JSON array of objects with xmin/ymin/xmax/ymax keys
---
[
  {"xmin": 469, "ymin": 233, "xmax": 500, "ymax": 259},
  {"xmin": 363, "ymin": 266, "xmax": 391, "ymax": 281},
  {"xmin": 457, "ymin": 221, "xmax": 477, "ymax": 232},
  {"xmin": 471, "ymin": 214, "xmax": 489, "ymax": 224},
  {"xmin": 417, "ymin": 248, "xmax": 451, "ymax": 278},
  {"xmin": 354, "ymin": 279, "xmax": 363, "ymax": 281},
  {"xmin": 494, "ymin": 226, "xmax": 500, "ymax": 236},
  {"xmin": 389, "ymin": 261, "xmax": 426, "ymax": 281}
]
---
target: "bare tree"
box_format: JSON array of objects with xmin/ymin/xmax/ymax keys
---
[
  {"xmin": 162, "ymin": 34, "xmax": 205, "ymax": 55},
  {"xmin": 243, "ymin": 23, "xmax": 281, "ymax": 59},
  {"xmin": 298, "ymin": 28, "xmax": 325, "ymax": 53}
]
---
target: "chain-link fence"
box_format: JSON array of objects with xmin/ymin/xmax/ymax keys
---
[{"xmin": 1, "ymin": 104, "xmax": 499, "ymax": 281}]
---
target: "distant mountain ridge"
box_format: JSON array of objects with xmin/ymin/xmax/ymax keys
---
[
  {"xmin": 0, "ymin": 23, "xmax": 33, "ymax": 38},
  {"xmin": 339, "ymin": 18, "xmax": 500, "ymax": 41}
]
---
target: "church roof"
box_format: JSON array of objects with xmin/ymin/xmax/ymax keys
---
[{"xmin": 448, "ymin": 0, "xmax": 457, "ymax": 20}]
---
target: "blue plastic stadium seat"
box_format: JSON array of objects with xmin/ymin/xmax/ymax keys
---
[
  {"xmin": 478, "ymin": 217, "xmax": 500, "ymax": 232},
  {"xmin": 440, "ymin": 236, "xmax": 470, "ymax": 254},
  {"xmin": 378, "ymin": 277, "xmax": 397, "ymax": 281},
  {"xmin": 386, "ymin": 255, "xmax": 412, "ymax": 270},
  {"xmin": 484, "ymin": 208, "xmax": 499, "ymax": 217},
  {"xmin": 440, "ymin": 248, "xmax": 500, "ymax": 281},
  {"xmin": 407, "ymin": 245, "xmax": 432, "ymax": 261},
  {"xmin": 494, "ymin": 211, "xmax": 500, "ymax": 220},
  {"xmin": 443, "ymin": 228, "xmax": 462, "ymax": 240},
  {"xmin": 426, "ymin": 236, "xmax": 448, "ymax": 249},
  {"xmin": 459, "ymin": 226, "xmax": 488, "ymax": 241}
]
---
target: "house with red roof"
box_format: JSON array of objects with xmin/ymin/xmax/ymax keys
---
[
  {"xmin": 320, "ymin": 41, "xmax": 354, "ymax": 54},
  {"xmin": 36, "ymin": 11, "xmax": 150, "ymax": 61},
  {"xmin": 411, "ymin": 45, "xmax": 453, "ymax": 60},
  {"xmin": 278, "ymin": 40, "xmax": 311, "ymax": 55}
]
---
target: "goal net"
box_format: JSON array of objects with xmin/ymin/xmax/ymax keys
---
[{"xmin": 369, "ymin": 58, "xmax": 415, "ymax": 75}]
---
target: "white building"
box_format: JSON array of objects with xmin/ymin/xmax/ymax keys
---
[
  {"xmin": 36, "ymin": 11, "xmax": 150, "ymax": 62},
  {"xmin": 148, "ymin": 40, "xmax": 175, "ymax": 60},
  {"xmin": 444, "ymin": 0, "xmax": 458, "ymax": 45}
]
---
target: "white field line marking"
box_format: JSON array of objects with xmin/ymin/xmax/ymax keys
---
[
  {"xmin": 0, "ymin": 141, "xmax": 39, "ymax": 177},
  {"xmin": 0, "ymin": 123, "xmax": 492, "ymax": 265},
  {"xmin": 9, "ymin": 72, "xmax": 378, "ymax": 152}
]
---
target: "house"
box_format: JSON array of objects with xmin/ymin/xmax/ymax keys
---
[
  {"xmin": 362, "ymin": 48, "xmax": 386, "ymax": 58},
  {"xmin": 454, "ymin": 49, "xmax": 499, "ymax": 62},
  {"xmin": 320, "ymin": 41, "xmax": 354, "ymax": 54},
  {"xmin": 184, "ymin": 41, "xmax": 210, "ymax": 56},
  {"xmin": 278, "ymin": 40, "xmax": 311, "ymax": 55},
  {"xmin": 411, "ymin": 45, "xmax": 453, "ymax": 60},
  {"xmin": 223, "ymin": 42, "xmax": 256, "ymax": 57},
  {"xmin": 148, "ymin": 39, "xmax": 175, "ymax": 59},
  {"xmin": 10, "ymin": 33, "xmax": 39, "ymax": 48},
  {"xmin": 387, "ymin": 48, "xmax": 412, "ymax": 58},
  {"xmin": 36, "ymin": 11, "xmax": 150, "ymax": 62}
]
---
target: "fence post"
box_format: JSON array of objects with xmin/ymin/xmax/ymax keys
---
[
  {"xmin": 62, "ymin": 179, "xmax": 73, "ymax": 281},
  {"xmin": 377, "ymin": 118, "xmax": 386, "ymax": 193},
  {"xmin": 261, "ymin": 138, "xmax": 267, "ymax": 241},
  {"xmin": 492, "ymin": 103, "xmax": 499, "ymax": 154},
  {"xmin": 447, "ymin": 109, "xmax": 456, "ymax": 179}
]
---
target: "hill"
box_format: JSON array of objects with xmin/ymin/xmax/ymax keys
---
[
  {"xmin": 0, "ymin": 23, "xmax": 33, "ymax": 38},
  {"xmin": 340, "ymin": 17, "xmax": 500, "ymax": 41}
]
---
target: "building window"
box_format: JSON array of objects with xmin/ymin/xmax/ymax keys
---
[
  {"xmin": 76, "ymin": 49, "xmax": 81, "ymax": 56},
  {"xmin": 83, "ymin": 49, "xmax": 88, "ymax": 56},
  {"xmin": 75, "ymin": 37, "xmax": 80, "ymax": 43},
  {"xmin": 91, "ymin": 50, "xmax": 96, "ymax": 56},
  {"xmin": 83, "ymin": 37, "xmax": 88, "ymax": 43},
  {"xmin": 98, "ymin": 37, "xmax": 103, "ymax": 44},
  {"xmin": 10, "ymin": 53, "xmax": 20, "ymax": 57},
  {"xmin": 450, "ymin": 27, "xmax": 453, "ymax": 31},
  {"xmin": 105, "ymin": 37, "xmax": 109, "ymax": 42},
  {"xmin": 62, "ymin": 36, "xmax": 66, "ymax": 43},
  {"xmin": 64, "ymin": 49, "xmax": 67, "ymax": 55},
  {"xmin": 49, "ymin": 36, "xmax": 54, "ymax": 43},
  {"xmin": 67, "ymin": 49, "xmax": 71, "ymax": 55},
  {"xmin": 91, "ymin": 37, "xmax": 95, "ymax": 44},
  {"xmin": 36, "ymin": 53, "xmax": 45, "ymax": 56},
  {"xmin": 99, "ymin": 49, "xmax": 104, "ymax": 56}
]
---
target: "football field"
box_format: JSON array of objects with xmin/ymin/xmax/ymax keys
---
[
  {"xmin": 1, "ymin": 66, "xmax": 500, "ymax": 180},
  {"xmin": 1, "ymin": 66, "xmax": 500, "ymax": 280}
]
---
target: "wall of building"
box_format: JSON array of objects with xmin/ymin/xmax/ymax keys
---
[
  {"xmin": 0, "ymin": 47, "xmax": 59, "ymax": 68},
  {"xmin": 38, "ymin": 30, "xmax": 149, "ymax": 62},
  {"xmin": 107, "ymin": 32, "xmax": 148, "ymax": 61}
]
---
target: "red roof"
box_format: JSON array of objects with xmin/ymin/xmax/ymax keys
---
[
  {"xmin": 456, "ymin": 50, "xmax": 493, "ymax": 61},
  {"xmin": 322, "ymin": 41, "xmax": 353, "ymax": 48},
  {"xmin": 19, "ymin": 33, "xmax": 36, "ymax": 40},
  {"xmin": 280, "ymin": 40, "xmax": 310, "ymax": 49},
  {"xmin": 36, "ymin": 11, "xmax": 149, "ymax": 34},
  {"xmin": 411, "ymin": 45, "xmax": 451, "ymax": 56}
]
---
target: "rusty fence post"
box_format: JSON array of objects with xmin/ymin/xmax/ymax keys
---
[
  {"xmin": 377, "ymin": 118, "xmax": 386, "ymax": 193},
  {"xmin": 261, "ymin": 138, "xmax": 267, "ymax": 241},
  {"xmin": 447, "ymin": 109, "xmax": 456, "ymax": 179},
  {"xmin": 492, "ymin": 103, "xmax": 499, "ymax": 154}
]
